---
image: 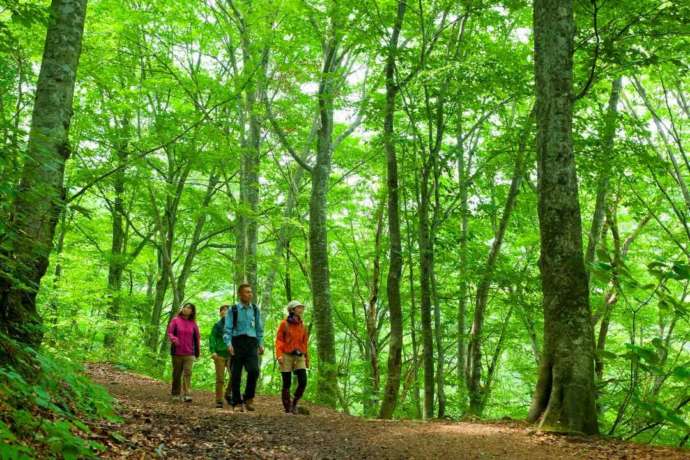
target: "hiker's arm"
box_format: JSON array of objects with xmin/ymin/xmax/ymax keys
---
[
  {"xmin": 223, "ymin": 313, "xmax": 234, "ymax": 354},
  {"xmin": 303, "ymin": 329, "xmax": 309, "ymax": 367},
  {"xmin": 256, "ymin": 309, "xmax": 264, "ymax": 348},
  {"xmin": 166, "ymin": 319, "xmax": 178, "ymax": 343},
  {"xmin": 275, "ymin": 322, "xmax": 285, "ymax": 361},
  {"xmin": 194, "ymin": 324, "xmax": 201, "ymax": 358}
]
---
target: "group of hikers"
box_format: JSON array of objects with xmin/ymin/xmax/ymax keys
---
[{"xmin": 165, "ymin": 283, "xmax": 309, "ymax": 415}]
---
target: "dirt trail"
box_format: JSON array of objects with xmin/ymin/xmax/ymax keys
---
[{"xmin": 86, "ymin": 364, "xmax": 688, "ymax": 459}]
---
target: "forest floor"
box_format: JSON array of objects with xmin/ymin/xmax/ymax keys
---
[{"xmin": 86, "ymin": 363, "xmax": 689, "ymax": 459}]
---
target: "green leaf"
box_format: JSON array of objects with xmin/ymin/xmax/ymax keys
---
[{"xmin": 672, "ymin": 365, "xmax": 690, "ymax": 381}]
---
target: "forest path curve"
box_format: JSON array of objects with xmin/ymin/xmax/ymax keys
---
[{"xmin": 86, "ymin": 364, "xmax": 688, "ymax": 460}]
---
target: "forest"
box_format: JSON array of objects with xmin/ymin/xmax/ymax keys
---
[{"xmin": 0, "ymin": 0, "xmax": 689, "ymax": 457}]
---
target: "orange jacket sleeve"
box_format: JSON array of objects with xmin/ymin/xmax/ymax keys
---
[
  {"xmin": 275, "ymin": 320, "xmax": 287, "ymax": 359},
  {"xmin": 302, "ymin": 324, "xmax": 308, "ymax": 357}
]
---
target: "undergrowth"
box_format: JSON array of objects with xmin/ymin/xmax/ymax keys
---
[{"xmin": 0, "ymin": 333, "xmax": 120, "ymax": 459}]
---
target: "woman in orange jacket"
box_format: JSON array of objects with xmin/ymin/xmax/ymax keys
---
[{"xmin": 275, "ymin": 300, "xmax": 309, "ymax": 414}]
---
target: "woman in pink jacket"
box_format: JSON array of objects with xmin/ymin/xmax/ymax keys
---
[{"xmin": 167, "ymin": 303, "xmax": 201, "ymax": 402}]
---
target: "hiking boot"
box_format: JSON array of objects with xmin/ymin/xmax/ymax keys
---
[
  {"xmin": 281, "ymin": 388, "xmax": 292, "ymax": 413},
  {"xmin": 216, "ymin": 401, "xmax": 223, "ymax": 409},
  {"xmin": 233, "ymin": 404, "xmax": 245, "ymax": 413},
  {"xmin": 290, "ymin": 399, "xmax": 299, "ymax": 415},
  {"xmin": 244, "ymin": 399, "xmax": 256, "ymax": 412},
  {"xmin": 171, "ymin": 395, "xmax": 181, "ymax": 402},
  {"xmin": 183, "ymin": 396, "xmax": 192, "ymax": 403}
]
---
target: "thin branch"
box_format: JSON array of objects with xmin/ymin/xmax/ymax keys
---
[
  {"xmin": 574, "ymin": 0, "xmax": 600, "ymax": 101},
  {"xmin": 264, "ymin": 97, "xmax": 314, "ymax": 172}
]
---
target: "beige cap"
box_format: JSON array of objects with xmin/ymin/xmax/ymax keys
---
[{"xmin": 286, "ymin": 300, "xmax": 305, "ymax": 312}]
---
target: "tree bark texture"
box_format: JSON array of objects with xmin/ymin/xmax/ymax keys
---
[
  {"xmin": 0, "ymin": 0, "xmax": 88, "ymax": 348},
  {"xmin": 528, "ymin": 0, "xmax": 598, "ymax": 435},
  {"xmin": 379, "ymin": 0, "xmax": 406, "ymax": 420},
  {"xmin": 310, "ymin": 39, "xmax": 339, "ymax": 408},
  {"xmin": 418, "ymin": 164, "xmax": 435, "ymax": 419}
]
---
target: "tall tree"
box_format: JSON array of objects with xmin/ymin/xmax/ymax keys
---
[
  {"xmin": 585, "ymin": 77, "xmax": 622, "ymax": 266},
  {"xmin": 378, "ymin": 0, "xmax": 406, "ymax": 420},
  {"xmin": 466, "ymin": 111, "xmax": 531, "ymax": 416},
  {"xmin": 527, "ymin": 0, "xmax": 598, "ymax": 434},
  {"xmin": 308, "ymin": 28, "xmax": 342, "ymax": 407},
  {"xmin": 0, "ymin": 0, "xmax": 88, "ymax": 348},
  {"xmin": 224, "ymin": 0, "xmax": 269, "ymax": 290}
]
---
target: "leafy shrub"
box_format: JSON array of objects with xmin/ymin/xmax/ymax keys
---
[{"xmin": 0, "ymin": 333, "xmax": 119, "ymax": 459}]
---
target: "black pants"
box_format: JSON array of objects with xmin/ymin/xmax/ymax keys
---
[
  {"xmin": 281, "ymin": 369, "xmax": 307, "ymax": 399},
  {"xmin": 230, "ymin": 335, "xmax": 260, "ymax": 406}
]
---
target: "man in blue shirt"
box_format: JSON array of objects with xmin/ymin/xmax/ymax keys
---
[{"xmin": 224, "ymin": 283, "xmax": 264, "ymax": 412}]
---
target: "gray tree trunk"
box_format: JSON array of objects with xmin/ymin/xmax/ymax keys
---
[
  {"xmin": 104, "ymin": 122, "xmax": 129, "ymax": 348},
  {"xmin": 260, "ymin": 167, "xmax": 305, "ymax": 314},
  {"xmin": 418, "ymin": 163, "xmax": 435, "ymax": 419},
  {"xmin": 365, "ymin": 196, "xmax": 385, "ymax": 415},
  {"xmin": 585, "ymin": 77, "xmax": 622, "ymax": 267},
  {"xmin": 527, "ymin": 0, "xmax": 598, "ymax": 435},
  {"xmin": 467, "ymin": 111, "xmax": 531, "ymax": 416},
  {"xmin": 145, "ymin": 161, "xmax": 189, "ymax": 352},
  {"xmin": 379, "ymin": 0, "xmax": 406, "ymax": 420},
  {"xmin": 309, "ymin": 39, "xmax": 340, "ymax": 408},
  {"xmin": 431, "ymin": 159, "xmax": 445, "ymax": 418},
  {"xmin": 0, "ymin": 0, "xmax": 88, "ymax": 348},
  {"xmin": 48, "ymin": 210, "xmax": 69, "ymax": 340},
  {"xmin": 234, "ymin": 6, "xmax": 269, "ymax": 290},
  {"xmin": 403, "ymin": 182, "xmax": 422, "ymax": 418}
]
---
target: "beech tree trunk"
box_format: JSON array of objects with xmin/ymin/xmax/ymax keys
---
[
  {"xmin": 527, "ymin": 0, "xmax": 598, "ymax": 435},
  {"xmin": 104, "ymin": 125, "xmax": 129, "ymax": 348},
  {"xmin": 456, "ymin": 114, "xmax": 470, "ymax": 408},
  {"xmin": 310, "ymin": 38, "xmax": 340, "ymax": 408},
  {"xmin": 365, "ymin": 196, "xmax": 385, "ymax": 414},
  {"xmin": 467, "ymin": 111, "xmax": 531, "ymax": 416},
  {"xmin": 585, "ymin": 77, "xmax": 622, "ymax": 266},
  {"xmin": 379, "ymin": 0, "xmax": 406, "ymax": 420},
  {"xmin": 145, "ymin": 160, "xmax": 189, "ymax": 351},
  {"xmin": 230, "ymin": 2, "xmax": 269, "ymax": 290},
  {"xmin": 404, "ymin": 183, "xmax": 422, "ymax": 418},
  {"xmin": 48, "ymin": 210, "xmax": 68, "ymax": 339},
  {"xmin": 431, "ymin": 159, "xmax": 445, "ymax": 418},
  {"xmin": 418, "ymin": 164, "xmax": 435, "ymax": 419},
  {"xmin": 0, "ymin": 0, "xmax": 88, "ymax": 348},
  {"xmin": 260, "ymin": 167, "xmax": 305, "ymax": 313}
]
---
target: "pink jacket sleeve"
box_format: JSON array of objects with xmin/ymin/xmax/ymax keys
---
[{"xmin": 167, "ymin": 318, "xmax": 178, "ymax": 343}]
